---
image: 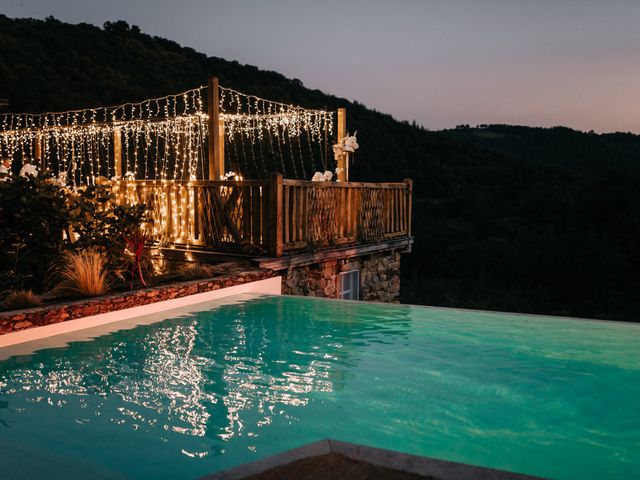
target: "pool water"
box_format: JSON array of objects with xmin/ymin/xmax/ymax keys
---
[{"xmin": 0, "ymin": 295, "xmax": 639, "ymax": 479}]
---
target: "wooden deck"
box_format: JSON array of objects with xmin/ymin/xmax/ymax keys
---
[{"xmin": 114, "ymin": 174, "xmax": 413, "ymax": 258}]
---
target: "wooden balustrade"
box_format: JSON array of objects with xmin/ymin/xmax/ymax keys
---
[
  {"xmin": 111, "ymin": 180, "xmax": 268, "ymax": 253},
  {"xmin": 277, "ymin": 177, "xmax": 413, "ymax": 254},
  {"xmin": 110, "ymin": 176, "xmax": 412, "ymax": 257}
]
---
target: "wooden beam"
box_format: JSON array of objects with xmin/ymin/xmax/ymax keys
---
[
  {"xmin": 219, "ymin": 118, "xmax": 225, "ymax": 177},
  {"xmin": 34, "ymin": 134, "xmax": 42, "ymax": 167},
  {"xmin": 113, "ymin": 127, "xmax": 122, "ymax": 177},
  {"xmin": 255, "ymin": 236, "xmax": 414, "ymax": 270},
  {"xmin": 268, "ymin": 172, "xmax": 283, "ymax": 257},
  {"xmin": 208, "ymin": 77, "xmax": 224, "ymax": 180},
  {"xmin": 337, "ymin": 107, "xmax": 347, "ymax": 182},
  {"xmin": 404, "ymin": 178, "xmax": 413, "ymax": 237}
]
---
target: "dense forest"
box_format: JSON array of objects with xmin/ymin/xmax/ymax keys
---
[
  {"xmin": 443, "ymin": 124, "xmax": 640, "ymax": 177},
  {"xmin": 1, "ymin": 15, "xmax": 639, "ymax": 321}
]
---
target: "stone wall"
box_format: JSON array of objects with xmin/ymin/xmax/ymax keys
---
[
  {"xmin": 0, "ymin": 269, "xmax": 275, "ymax": 335},
  {"xmin": 282, "ymin": 250, "xmax": 402, "ymax": 302}
]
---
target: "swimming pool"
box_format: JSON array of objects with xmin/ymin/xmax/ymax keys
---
[{"xmin": 0, "ymin": 294, "xmax": 638, "ymax": 479}]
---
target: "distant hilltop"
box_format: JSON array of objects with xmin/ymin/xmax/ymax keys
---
[{"xmin": 442, "ymin": 124, "xmax": 640, "ymax": 177}]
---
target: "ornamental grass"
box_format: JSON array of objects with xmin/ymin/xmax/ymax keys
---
[
  {"xmin": 1, "ymin": 290, "xmax": 43, "ymax": 310},
  {"xmin": 54, "ymin": 250, "xmax": 110, "ymax": 297}
]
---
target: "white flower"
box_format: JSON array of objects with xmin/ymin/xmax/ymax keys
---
[
  {"xmin": 19, "ymin": 163, "xmax": 38, "ymax": 178},
  {"xmin": 342, "ymin": 132, "xmax": 359, "ymax": 153},
  {"xmin": 311, "ymin": 171, "xmax": 335, "ymax": 182},
  {"xmin": 335, "ymin": 167, "xmax": 344, "ymax": 175},
  {"xmin": 111, "ymin": 175, "xmax": 121, "ymax": 182},
  {"xmin": 52, "ymin": 171, "xmax": 67, "ymax": 187},
  {"xmin": 333, "ymin": 132, "xmax": 359, "ymax": 160},
  {"xmin": 124, "ymin": 171, "xmax": 135, "ymax": 181}
]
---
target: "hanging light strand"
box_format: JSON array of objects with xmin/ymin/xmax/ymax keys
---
[{"xmin": 0, "ymin": 84, "xmax": 336, "ymax": 184}]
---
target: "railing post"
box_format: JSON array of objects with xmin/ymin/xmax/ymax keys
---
[
  {"xmin": 208, "ymin": 77, "xmax": 224, "ymax": 180},
  {"xmin": 113, "ymin": 127, "xmax": 122, "ymax": 177},
  {"xmin": 268, "ymin": 172, "xmax": 283, "ymax": 257},
  {"xmin": 337, "ymin": 107, "xmax": 347, "ymax": 182},
  {"xmin": 404, "ymin": 178, "xmax": 413, "ymax": 236},
  {"xmin": 35, "ymin": 133, "xmax": 42, "ymax": 168}
]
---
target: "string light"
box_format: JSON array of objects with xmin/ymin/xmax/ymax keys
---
[{"xmin": 0, "ymin": 83, "xmax": 337, "ymax": 245}]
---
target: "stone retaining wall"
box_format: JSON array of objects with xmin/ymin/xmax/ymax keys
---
[
  {"xmin": 282, "ymin": 251, "xmax": 401, "ymax": 302},
  {"xmin": 0, "ymin": 269, "xmax": 275, "ymax": 335}
]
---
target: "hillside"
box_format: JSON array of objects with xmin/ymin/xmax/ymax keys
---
[
  {"xmin": 2, "ymin": 15, "xmax": 640, "ymax": 321},
  {"xmin": 443, "ymin": 124, "xmax": 640, "ymax": 177}
]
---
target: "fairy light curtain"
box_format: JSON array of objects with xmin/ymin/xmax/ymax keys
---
[
  {"xmin": 0, "ymin": 87, "xmax": 207, "ymax": 186},
  {"xmin": 218, "ymin": 86, "xmax": 335, "ymax": 180},
  {"xmin": 0, "ymin": 84, "xmax": 335, "ymax": 186}
]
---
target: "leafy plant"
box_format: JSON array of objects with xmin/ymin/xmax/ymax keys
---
[
  {"xmin": 65, "ymin": 184, "xmax": 150, "ymax": 264},
  {"xmin": 1, "ymin": 290, "xmax": 43, "ymax": 310},
  {"xmin": 53, "ymin": 250, "xmax": 110, "ymax": 297},
  {"xmin": 122, "ymin": 229, "xmax": 152, "ymax": 289},
  {"xmin": 0, "ymin": 172, "xmax": 68, "ymax": 291}
]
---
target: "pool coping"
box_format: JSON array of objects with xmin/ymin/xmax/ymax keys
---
[
  {"xmin": 0, "ymin": 276, "xmax": 281, "ymax": 349},
  {"xmin": 199, "ymin": 439, "xmax": 544, "ymax": 480}
]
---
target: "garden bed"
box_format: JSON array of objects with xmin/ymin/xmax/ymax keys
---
[{"xmin": 0, "ymin": 266, "xmax": 277, "ymax": 335}]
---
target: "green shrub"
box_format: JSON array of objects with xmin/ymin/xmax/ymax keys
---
[
  {"xmin": 0, "ymin": 172, "xmax": 68, "ymax": 291},
  {"xmin": 66, "ymin": 184, "xmax": 150, "ymax": 272},
  {"xmin": 0, "ymin": 172, "xmax": 150, "ymax": 293}
]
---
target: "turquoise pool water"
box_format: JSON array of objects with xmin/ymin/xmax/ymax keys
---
[{"xmin": 0, "ymin": 295, "xmax": 639, "ymax": 479}]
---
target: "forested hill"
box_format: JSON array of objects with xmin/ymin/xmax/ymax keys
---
[
  {"xmin": 443, "ymin": 124, "xmax": 640, "ymax": 177},
  {"xmin": 2, "ymin": 15, "xmax": 640, "ymax": 322}
]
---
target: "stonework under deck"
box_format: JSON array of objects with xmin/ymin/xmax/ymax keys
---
[
  {"xmin": 256, "ymin": 237, "xmax": 412, "ymax": 302},
  {"xmin": 282, "ymin": 251, "xmax": 402, "ymax": 302}
]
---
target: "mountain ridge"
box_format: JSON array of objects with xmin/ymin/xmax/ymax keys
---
[{"xmin": 443, "ymin": 124, "xmax": 640, "ymax": 177}]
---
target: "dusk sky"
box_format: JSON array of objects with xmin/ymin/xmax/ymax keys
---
[{"xmin": 3, "ymin": 0, "xmax": 640, "ymax": 133}]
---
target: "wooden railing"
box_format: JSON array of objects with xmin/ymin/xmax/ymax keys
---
[
  {"xmin": 112, "ymin": 174, "xmax": 412, "ymax": 257},
  {"xmin": 274, "ymin": 176, "xmax": 412, "ymax": 255},
  {"xmin": 112, "ymin": 180, "xmax": 268, "ymax": 253}
]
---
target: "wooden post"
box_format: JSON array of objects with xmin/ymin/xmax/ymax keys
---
[
  {"xmin": 404, "ymin": 178, "xmax": 413, "ymax": 236},
  {"xmin": 208, "ymin": 77, "xmax": 224, "ymax": 180},
  {"xmin": 268, "ymin": 172, "xmax": 283, "ymax": 257},
  {"xmin": 35, "ymin": 133, "xmax": 43, "ymax": 170},
  {"xmin": 218, "ymin": 118, "xmax": 225, "ymax": 175},
  {"xmin": 113, "ymin": 127, "xmax": 122, "ymax": 177},
  {"xmin": 337, "ymin": 107, "xmax": 347, "ymax": 182}
]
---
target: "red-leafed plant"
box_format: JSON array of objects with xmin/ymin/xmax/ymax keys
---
[{"xmin": 123, "ymin": 229, "xmax": 152, "ymax": 289}]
